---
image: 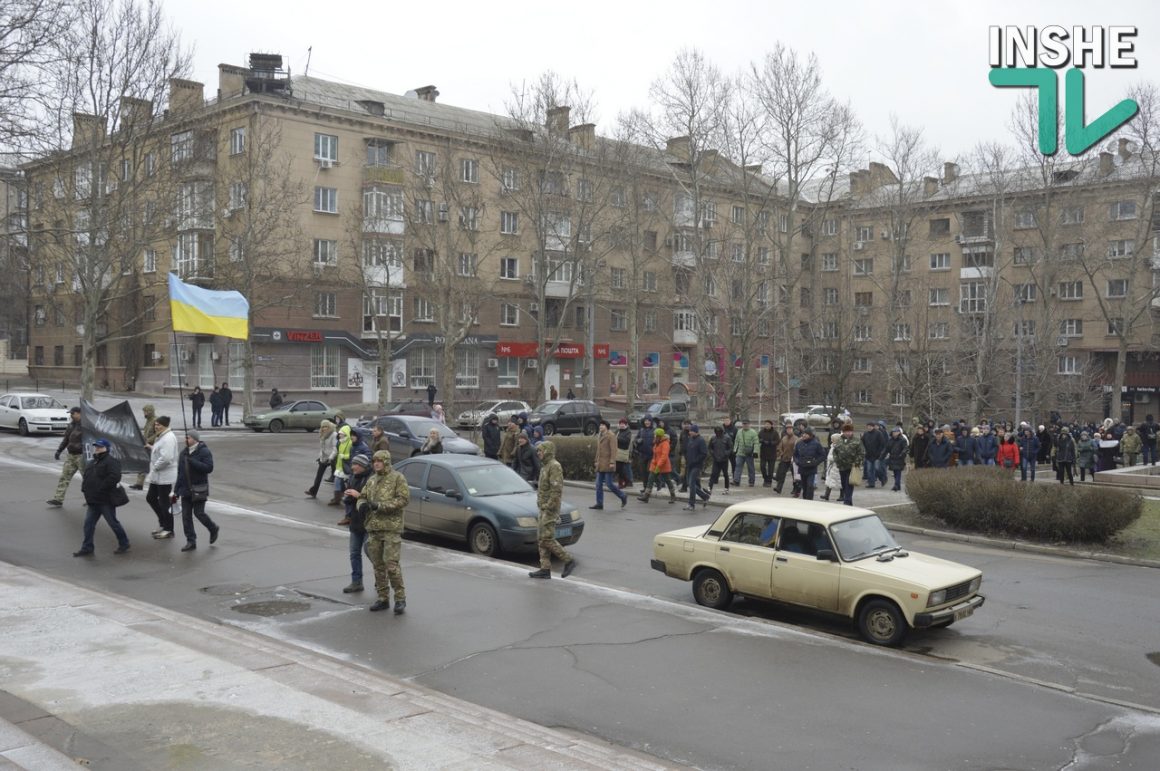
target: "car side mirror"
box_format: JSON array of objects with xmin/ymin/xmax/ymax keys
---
[
  {"xmin": 445, "ymin": 489, "xmax": 462, "ymax": 500},
  {"xmin": 816, "ymin": 549, "xmax": 838, "ymax": 562},
  {"xmin": 398, "ymin": 430, "xmax": 411, "ymax": 439}
]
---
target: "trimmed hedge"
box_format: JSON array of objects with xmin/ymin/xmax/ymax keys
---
[
  {"xmin": 544, "ymin": 436, "xmax": 599, "ymax": 481},
  {"xmin": 905, "ymin": 467, "xmax": 1143, "ymax": 543}
]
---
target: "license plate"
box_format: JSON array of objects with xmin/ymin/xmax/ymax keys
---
[
  {"xmin": 556, "ymin": 526, "xmax": 573, "ymax": 539},
  {"xmin": 953, "ymin": 605, "xmax": 974, "ymax": 622}
]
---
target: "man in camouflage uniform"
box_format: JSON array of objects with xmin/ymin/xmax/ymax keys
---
[
  {"xmin": 529, "ymin": 441, "xmax": 576, "ymax": 579},
  {"xmin": 132, "ymin": 404, "xmax": 159, "ymax": 489},
  {"xmin": 831, "ymin": 423, "xmax": 866, "ymax": 507},
  {"xmin": 349, "ymin": 450, "xmax": 410, "ymax": 613}
]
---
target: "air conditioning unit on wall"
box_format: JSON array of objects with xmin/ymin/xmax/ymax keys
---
[
  {"xmin": 211, "ymin": 352, "xmax": 221, "ymax": 361},
  {"xmin": 487, "ymin": 358, "xmax": 499, "ymax": 368}
]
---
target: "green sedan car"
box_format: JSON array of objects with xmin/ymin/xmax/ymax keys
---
[{"xmin": 244, "ymin": 399, "xmax": 335, "ymax": 433}]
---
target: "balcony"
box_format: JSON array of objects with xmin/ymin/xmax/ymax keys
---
[
  {"xmin": 363, "ymin": 164, "xmax": 406, "ymax": 186},
  {"xmin": 672, "ymin": 249, "xmax": 695, "ymax": 268},
  {"xmin": 960, "ymin": 266, "xmax": 994, "ymax": 280},
  {"xmin": 674, "ymin": 329, "xmax": 698, "ymax": 346},
  {"xmin": 362, "ymin": 215, "xmax": 405, "ymax": 236},
  {"xmin": 544, "ymin": 279, "xmax": 576, "ymax": 299},
  {"xmin": 363, "ymin": 263, "xmax": 405, "ymax": 288}
]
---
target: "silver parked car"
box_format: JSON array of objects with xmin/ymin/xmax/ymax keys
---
[
  {"xmin": 371, "ymin": 415, "xmax": 480, "ymax": 463},
  {"xmin": 455, "ymin": 399, "xmax": 532, "ymax": 429}
]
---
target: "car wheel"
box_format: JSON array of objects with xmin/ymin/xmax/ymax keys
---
[
  {"xmin": 468, "ymin": 521, "xmax": 500, "ymax": 557},
  {"xmin": 692, "ymin": 568, "xmax": 733, "ymax": 610},
  {"xmin": 268, "ymin": 419, "xmax": 284, "ymax": 433},
  {"xmin": 582, "ymin": 421, "xmax": 598, "ymax": 436},
  {"xmin": 858, "ymin": 598, "xmax": 907, "ymax": 646},
  {"xmin": 541, "ymin": 422, "xmax": 556, "ymax": 436},
  {"xmin": 18, "ymin": 418, "xmax": 29, "ymax": 436}
]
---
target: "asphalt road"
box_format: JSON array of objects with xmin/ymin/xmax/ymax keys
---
[{"xmin": 2, "ymin": 429, "xmax": 1159, "ymax": 769}]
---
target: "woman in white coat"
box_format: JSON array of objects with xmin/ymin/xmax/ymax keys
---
[
  {"xmin": 144, "ymin": 415, "xmax": 180, "ymax": 539},
  {"xmin": 821, "ymin": 431, "xmax": 841, "ymax": 502}
]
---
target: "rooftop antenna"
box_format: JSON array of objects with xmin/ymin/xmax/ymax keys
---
[{"xmin": 304, "ymin": 46, "xmax": 312, "ymax": 77}]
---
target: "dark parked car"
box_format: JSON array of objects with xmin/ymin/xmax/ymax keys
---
[
  {"xmin": 626, "ymin": 400, "xmax": 689, "ymax": 429},
  {"xmin": 394, "ymin": 455, "xmax": 583, "ymax": 556},
  {"xmin": 384, "ymin": 400, "xmax": 435, "ymax": 417},
  {"xmin": 370, "ymin": 414, "xmax": 479, "ymax": 463},
  {"xmin": 527, "ymin": 400, "xmax": 602, "ymax": 436}
]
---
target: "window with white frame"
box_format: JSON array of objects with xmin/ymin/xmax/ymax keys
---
[
  {"xmin": 644, "ymin": 310, "xmax": 657, "ymax": 332},
  {"xmin": 1015, "ymin": 282, "xmax": 1037, "ymax": 302},
  {"xmin": 362, "ymin": 289, "xmax": 402, "ymax": 333},
  {"xmin": 229, "ymin": 127, "xmax": 246, "ymax": 155},
  {"xmin": 500, "ymin": 211, "xmax": 518, "ymax": 234},
  {"xmin": 821, "ymin": 253, "xmax": 838, "ymax": 272},
  {"xmin": 455, "ymin": 348, "xmax": 479, "ymax": 389},
  {"xmin": 705, "ymin": 276, "xmax": 717, "ymax": 298},
  {"xmin": 854, "ymin": 291, "xmax": 873, "ymax": 307},
  {"xmin": 500, "ymin": 303, "xmax": 519, "ymax": 326},
  {"xmin": 960, "ymin": 281, "xmax": 987, "ymax": 313},
  {"xmin": 314, "ymin": 187, "xmax": 337, "ymax": 213},
  {"xmin": 891, "ymin": 390, "xmax": 909, "ymax": 407},
  {"xmin": 731, "ymin": 205, "xmax": 745, "ymax": 224},
  {"xmin": 415, "ymin": 150, "xmax": 436, "ymax": 179},
  {"xmin": 854, "ymin": 324, "xmax": 872, "ymax": 341},
  {"xmin": 457, "ymin": 252, "xmax": 477, "ymax": 277},
  {"xmin": 705, "ymin": 240, "xmax": 719, "ymax": 259},
  {"xmin": 1107, "ymin": 317, "xmax": 1124, "ymax": 336},
  {"xmin": 227, "ymin": 341, "xmax": 245, "ymax": 388},
  {"xmin": 731, "ymin": 243, "xmax": 744, "ymax": 262},
  {"xmin": 170, "ymin": 130, "xmax": 193, "ymax": 163},
  {"xmin": 929, "ymin": 287, "xmax": 949, "ymax": 306},
  {"xmin": 674, "ymin": 310, "xmax": 697, "ymax": 332},
  {"xmin": 780, "ymin": 213, "xmax": 791, "ymax": 233},
  {"xmin": 1015, "ymin": 319, "xmax": 1036, "ymax": 337},
  {"xmin": 815, "ymin": 321, "xmax": 835, "ymax": 340},
  {"xmin": 700, "ymin": 201, "xmax": 717, "ymax": 225},
  {"xmin": 855, "ymin": 389, "xmax": 872, "ymax": 404},
  {"xmin": 363, "ymin": 239, "xmax": 403, "ymax": 270},
  {"xmin": 611, "ymin": 309, "xmax": 628, "ymax": 331},
  {"xmin": 892, "ymin": 254, "xmax": 912, "ymax": 272},
  {"xmin": 757, "ymin": 318, "xmax": 770, "ymax": 337},
  {"xmin": 892, "ymin": 323, "xmax": 912, "ymax": 341},
  {"xmin": 313, "ymin": 239, "xmax": 337, "ymax": 266},
  {"xmin": 459, "ymin": 206, "xmax": 479, "ymax": 230},
  {"xmin": 1108, "ymin": 239, "xmax": 1134, "ymax": 258},
  {"xmin": 497, "ymin": 357, "xmax": 519, "ymax": 388},
  {"xmin": 500, "ymin": 257, "xmax": 518, "ymax": 280},
  {"xmin": 823, "ymin": 287, "xmax": 839, "ymax": 305},
  {"xmin": 930, "ymin": 252, "xmax": 951, "ymax": 270},
  {"xmin": 1014, "ymin": 211, "xmax": 1037, "ymax": 229},
  {"xmin": 853, "ymin": 356, "xmax": 872, "ymax": 373},
  {"xmin": 610, "ymin": 267, "xmax": 626, "ymax": 289},
  {"xmin": 143, "ymin": 249, "xmax": 156, "ymax": 273},
  {"xmin": 460, "ymin": 158, "xmax": 478, "ymax": 183},
  {"xmin": 730, "ymin": 316, "xmax": 743, "ymax": 337},
  {"xmin": 310, "ymin": 344, "xmax": 341, "ymax": 388},
  {"xmin": 854, "ymin": 258, "xmax": 873, "ymax": 276},
  {"xmin": 412, "ymin": 297, "xmax": 434, "ymax": 322},
  {"xmin": 1110, "ymin": 200, "xmax": 1137, "ymax": 220},
  {"xmin": 577, "ymin": 178, "xmax": 593, "ymax": 202},
  {"xmin": 1058, "ymin": 280, "xmax": 1083, "ymax": 300},
  {"xmin": 822, "ymin": 218, "xmax": 838, "ymax": 236},
  {"xmin": 229, "ymin": 238, "xmax": 244, "ymax": 263},
  {"xmin": 409, "ymin": 349, "xmax": 435, "ymax": 388},
  {"xmin": 1059, "ymin": 242, "xmax": 1084, "ymax": 260},
  {"xmin": 1060, "ymin": 318, "xmax": 1083, "ymax": 336},
  {"xmin": 144, "ymin": 153, "xmax": 156, "ymax": 176},
  {"xmin": 856, "ymin": 224, "xmax": 873, "ymax": 242},
  {"xmin": 228, "ymin": 181, "xmax": 247, "ymax": 210},
  {"xmin": 501, "ymin": 166, "xmax": 519, "ymax": 192},
  {"xmin": 1058, "ymin": 355, "xmax": 1082, "ymax": 375},
  {"xmin": 610, "ymin": 186, "xmax": 626, "ymax": 208},
  {"xmin": 929, "ymin": 321, "xmax": 949, "ymax": 339},
  {"xmin": 643, "ymin": 190, "xmax": 658, "ymax": 211},
  {"xmin": 167, "ymin": 343, "xmax": 184, "ymax": 385},
  {"xmin": 366, "ymin": 140, "xmax": 391, "ymax": 166},
  {"xmin": 1013, "ymin": 246, "xmax": 1036, "ymax": 264},
  {"xmin": 1061, "ymin": 206, "xmax": 1084, "ymax": 225},
  {"xmin": 642, "ymin": 271, "xmax": 657, "ymax": 292},
  {"xmin": 896, "ymin": 289, "xmax": 912, "ymax": 307},
  {"xmin": 314, "ymin": 133, "xmax": 338, "ymax": 162},
  {"xmin": 314, "ymin": 291, "xmax": 337, "ymax": 318},
  {"xmin": 1107, "ymin": 278, "xmax": 1128, "ymax": 297}
]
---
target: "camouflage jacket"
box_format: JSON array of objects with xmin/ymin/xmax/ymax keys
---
[
  {"xmin": 499, "ymin": 425, "xmax": 519, "ymax": 463},
  {"xmin": 142, "ymin": 405, "xmax": 159, "ymax": 444},
  {"xmin": 536, "ymin": 442, "xmax": 563, "ymax": 520},
  {"xmin": 831, "ymin": 434, "xmax": 866, "ymax": 471},
  {"xmin": 357, "ymin": 465, "xmax": 410, "ymax": 533}
]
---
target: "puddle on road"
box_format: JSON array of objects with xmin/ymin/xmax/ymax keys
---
[{"xmin": 231, "ymin": 599, "xmax": 312, "ymax": 617}]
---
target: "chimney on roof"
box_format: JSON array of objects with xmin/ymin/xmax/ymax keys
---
[
  {"xmin": 546, "ymin": 105, "xmax": 570, "ymax": 133},
  {"xmin": 1099, "ymin": 151, "xmax": 1116, "ymax": 177},
  {"xmin": 218, "ymin": 64, "xmax": 248, "ymax": 99},
  {"xmin": 923, "ymin": 176, "xmax": 939, "ymax": 197},
  {"xmin": 943, "ymin": 162, "xmax": 959, "ymax": 184},
  {"xmin": 1117, "ymin": 137, "xmax": 1133, "ymax": 161},
  {"xmin": 414, "ymin": 85, "xmax": 439, "ymax": 103},
  {"xmin": 119, "ymin": 97, "xmax": 152, "ymax": 133},
  {"xmin": 568, "ymin": 122, "xmax": 595, "ymax": 149},
  {"xmin": 168, "ymin": 78, "xmax": 204, "ymax": 114},
  {"xmin": 71, "ymin": 113, "xmax": 106, "ymax": 148},
  {"xmin": 666, "ymin": 135, "xmax": 690, "ymax": 161},
  {"xmin": 848, "ymin": 169, "xmax": 872, "ymax": 196},
  {"xmin": 868, "ymin": 161, "xmax": 899, "ymax": 187}
]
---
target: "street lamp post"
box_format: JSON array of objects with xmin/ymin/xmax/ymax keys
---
[{"xmin": 1014, "ymin": 296, "xmax": 1024, "ymax": 428}]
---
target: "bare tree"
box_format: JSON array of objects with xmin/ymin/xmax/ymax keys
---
[{"xmin": 0, "ymin": 0, "xmax": 71, "ymax": 151}]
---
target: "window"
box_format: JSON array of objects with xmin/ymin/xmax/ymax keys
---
[
  {"xmin": 1014, "ymin": 283, "xmax": 1037, "ymax": 302},
  {"xmin": 892, "ymin": 323, "xmax": 912, "ymax": 341},
  {"xmin": 964, "ymin": 251, "xmax": 993, "ymax": 269},
  {"xmin": 730, "ymin": 317, "xmax": 743, "ymax": 337},
  {"xmin": 1060, "ymin": 318, "xmax": 1084, "ymax": 336},
  {"xmin": 229, "ymin": 238, "xmax": 244, "ymax": 263},
  {"xmin": 780, "ymin": 213, "xmax": 791, "ymax": 233},
  {"xmin": 1058, "ymin": 281, "xmax": 1083, "ymax": 300},
  {"xmin": 228, "ymin": 181, "xmax": 247, "ymax": 210},
  {"xmin": 143, "ymin": 249, "xmax": 156, "ymax": 273},
  {"xmin": 33, "ymin": 346, "xmax": 43, "ymax": 366},
  {"xmin": 363, "ymin": 239, "xmax": 403, "ymax": 270},
  {"xmin": 362, "ymin": 289, "xmax": 402, "ymax": 333},
  {"xmin": 577, "ymin": 178, "xmax": 593, "ymax": 202},
  {"xmin": 854, "ymin": 324, "xmax": 872, "ymax": 342},
  {"xmin": 855, "ymin": 389, "xmax": 873, "ymax": 405},
  {"xmin": 854, "ymin": 291, "xmax": 873, "ymax": 307},
  {"xmin": 823, "ymin": 218, "xmax": 838, "ymax": 236},
  {"xmin": 853, "ymin": 356, "xmax": 872, "ymax": 373},
  {"xmin": 458, "ymin": 158, "xmax": 479, "ymax": 183},
  {"xmin": 457, "ymin": 253, "xmax": 477, "ymax": 277},
  {"xmin": 1107, "ymin": 318, "xmax": 1124, "ymax": 336},
  {"xmin": 705, "ymin": 276, "xmax": 717, "ymax": 298},
  {"xmin": 892, "ymin": 254, "xmax": 912, "ymax": 273},
  {"xmin": 1014, "ymin": 210, "xmax": 1037, "ymax": 229},
  {"xmin": 643, "ymin": 271, "xmax": 657, "ymax": 292},
  {"xmin": 366, "ymin": 140, "xmax": 391, "ymax": 166},
  {"xmin": 1110, "ymin": 200, "xmax": 1137, "ymax": 220},
  {"xmin": 1108, "ymin": 239, "xmax": 1134, "ymax": 258},
  {"xmin": 610, "ymin": 186, "xmax": 625, "ymax": 207},
  {"xmin": 574, "ymin": 304, "xmax": 588, "ymax": 329},
  {"xmin": 1107, "ymin": 278, "xmax": 1128, "ymax": 297},
  {"xmin": 313, "ymin": 239, "xmax": 337, "ymax": 266},
  {"xmin": 500, "ymin": 257, "xmax": 518, "ymax": 280},
  {"xmin": 500, "ymin": 211, "xmax": 518, "ymax": 235},
  {"xmin": 500, "ymin": 303, "xmax": 519, "ymax": 326},
  {"xmin": 1061, "ymin": 206, "xmax": 1084, "ymax": 225},
  {"xmin": 674, "ymin": 310, "xmax": 698, "ymax": 332},
  {"xmin": 33, "ymin": 304, "xmax": 45, "ymax": 327},
  {"xmin": 821, "ymin": 253, "xmax": 838, "ymax": 272},
  {"xmin": 823, "ymin": 287, "xmax": 839, "ymax": 305},
  {"xmin": 611, "ymin": 309, "xmax": 628, "ymax": 331},
  {"xmin": 1059, "ymin": 242, "xmax": 1084, "ymax": 260},
  {"xmin": 854, "ymin": 258, "xmax": 873, "ymax": 276},
  {"xmin": 643, "ymin": 310, "xmax": 657, "ymax": 332},
  {"xmin": 459, "ymin": 206, "xmax": 479, "ymax": 230},
  {"xmin": 929, "ymin": 218, "xmax": 950, "ymax": 236},
  {"xmin": 497, "ymin": 357, "xmax": 519, "ymax": 388},
  {"xmin": 314, "ymin": 187, "xmax": 338, "ymax": 213},
  {"xmin": 540, "ymin": 170, "xmax": 567, "ymax": 196},
  {"xmin": 929, "ymin": 322, "xmax": 949, "ymax": 339},
  {"xmin": 929, "ymin": 287, "xmax": 949, "ymax": 306},
  {"xmin": 757, "ymin": 247, "xmax": 770, "ymax": 265},
  {"xmin": 701, "ymin": 201, "xmax": 717, "ymax": 224},
  {"xmin": 415, "ymin": 198, "xmax": 433, "ymax": 224},
  {"xmin": 144, "ymin": 153, "xmax": 156, "ymax": 176},
  {"xmin": 455, "ymin": 348, "xmax": 480, "ymax": 389},
  {"xmin": 758, "ymin": 318, "xmax": 770, "ymax": 337},
  {"xmin": 413, "ymin": 296, "xmax": 434, "ymax": 322},
  {"xmin": 314, "ymin": 291, "xmax": 337, "ymax": 318},
  {"xmin": 610, "ymin": 267, "xmax": 626, "ymax": 289},
  {"xmin": 229, "ymin": 127, "xmax": 246, "ymax": 155},
  {"xmin": 1058, "ymin": 355, "xmax": 1082, "ymax": 375},
  {"xmin": 732, "ymin": 205, "xmax": 745, "ymax": 224},
  {"xmin": 643, "ymin": 191, "xmax": 658, "ymax": 211},
  {"xmin": 415, "ymin": 150, "xmax": 436, "ymax": 179},
  {"xmin": 799, "ymin": 287, "xmax": 812, "ymax": 308},
  {"xmin": 1013, "ymin": 246, "xmax": 1036, "ymax": 265},
  {"xmin": 960, "ymin": 281, "xmax": 987, "ymax": 313},
  {"xmin": 310, "ymin": 345, "xmax": 341, "ymax": 389},
  {"xmin": 170, "ymin": 130, "xmax": 193, "ymax": 163},
  {"xmin": 1015, "ymin": 319, "xmax": 1035, "ymax": 337},
  {"xmin": 930, "ymin": 252, "xmax": 951, "ymax": 270},
  {"xmin": 314, "ymin": 133, "xmax": 338, "ymax": 162},
  {"xmin": 733, "ymin": 243, "xmax": 745, "ymax": 262},
  {"xmin": 856, "ymin": 224, "xmax": 873, "ymax": 242}
]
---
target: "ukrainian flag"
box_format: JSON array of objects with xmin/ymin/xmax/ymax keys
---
[{"xmin": 168, "ymin": 273, "xmax": 249, "ymax": 340}]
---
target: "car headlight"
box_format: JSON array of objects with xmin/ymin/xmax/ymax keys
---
[
  {"xmin": 568, "ymin": 510, "xmax": 581, "ymax": 523},
  {"xmin": 969, "ymin": 576, "xmax": 982, "ymax": 593},
  {"xmin": 927, "ymin": 589, "xmax": 947, "ymax": 607},
  {"xmin": 516, "ymin": 516, "xmax": 539, "ymax": 528}
]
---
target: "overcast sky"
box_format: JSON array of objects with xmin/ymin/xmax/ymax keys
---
[{"xmin": 166, "ymin": 0, "xmax": 1160, "ymax": 165}]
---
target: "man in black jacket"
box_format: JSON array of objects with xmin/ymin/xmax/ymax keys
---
[
  {"xmin": 219, "ymin": 382, "xmax": 233, "ymax": 425},
  {"xmin": 758, "ymin": 420, "xmax": 778, "ymax": 487},
  {"xmin": 340, "ymin": 454, "xmax": 372, "ymax": 593},
  {"xmin": 792, "ymin": 428, "xmax": 828, "ymax": 500},
  {"xmin": 174, "ymin": 430, "xmax": 219, "ymax": 551},
  {"xmin": 861, "ymin": 422, "xmax": 887, "ymax": 488},
  {"xmin": 482, "ymin": 414, "xmax": 502, "ymax": 459},
  {"xmin": 73, "ymin": 438, "xmax": 130, "ymax": 557},
  {"xmin": 683, "ymin": 424, "xmax": 711, "ymax": 510}
]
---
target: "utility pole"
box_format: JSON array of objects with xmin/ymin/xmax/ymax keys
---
[{"xmin": 1015, "ymin": 297, "xmax": 1024, "ymax": 428}]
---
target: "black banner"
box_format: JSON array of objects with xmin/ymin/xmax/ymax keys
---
[{"xmin": 80, "ymin": 399, "xmax": 149, "ymax": 474}]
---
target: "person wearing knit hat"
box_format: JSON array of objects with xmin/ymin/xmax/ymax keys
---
[
  {"xmin": 348, "ymin": 449, "xmax": 410, "ymax": 612},
  {"xmin": 682, "ymin": 424, "xmax": 711, "ymax": 510},
  {"xmin": 186, "ymin": 429, "xmax": 200, "ymax": 442},
  {"xmin": 638, "ymin": 426, "xmax": 677, "ymax": 503},
  {"xmin": 1054, "ymin": 426, "xmax": 1076, "ymax": 485},
  {"xmin": 175, "ymin": 429, "xmax": 218, "ymax": 551},
  {"xmin": 338, "ymin": 453, "xmax": 373, "ymax": 592}
]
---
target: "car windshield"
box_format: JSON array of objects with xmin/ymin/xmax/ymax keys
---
[
  {"xmin": 456, "ymin": 464, "xmax": 534, "ymax": 496},
  {"xmin": 829, "ymin": 515, "xmax": 900, "ymax": 561},
  {"xmin": 402, "ymin": 418, "xmax": 455, "ymax": 438},
  {"xmin": 472, "ymin": 401, "xmax": 498, "ymax": 411},
  {"xmin": 21, "ymin": 396, "xmax": 66, "ymax": 410},
  {"xmin": 645, "ymin": 403, "xmax": 664, "ymax": 415},
  {"xmin": 531, "ymin": 401, "xmax": 564, "ymax": 413}
]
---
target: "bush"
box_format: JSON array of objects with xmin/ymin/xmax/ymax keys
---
[
  {"xmin": 543, "ymin": 435, "xmax": 598, "ymax": 482},
  {"xmin": 905, "ymin": 467, "xmax": 1143, "ymax": 543}
]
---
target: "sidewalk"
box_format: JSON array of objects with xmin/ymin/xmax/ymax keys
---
[{"xmin": 0, "ymin": 560, "xmax": 672, "ymax": 770}]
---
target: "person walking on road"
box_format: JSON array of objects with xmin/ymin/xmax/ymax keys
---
[
  {"xmin": 637, "ymin": 428, "xmax": 677, "ymax": 503},
  {"xmin": 592, "ymin": 420, "xmax": 628, "ymax": 509},
  {"xmin": 188, "ymin": 387, "xmax": 205, "ymax": 429},
  {"xmin": 349, "ymin": 450, "xmax": 410, "ymax": 613},
  {"xmin": 758, "ymin": 420, "xmax": 778, "ymax": 487},
  {"xmin": 707, "ymin": 426, "xmax": 732, "ymax": 495},
  {"xmin": 773, "ymin": 423, "xmax": 798, "ymax": 495},
  {"xmin": 832, "ymin": 423, "xmax": 866, "ymax": 506},
  {"xmin": 175, "ymin": 430, "xmax": 219, "ymax": 551},
  {"xmin": 482, "ymin": 414, "xmax": 502, "ymax": 460},
  {"xmin": 131, "ymin": 404, "xmax": 159, "ymax": 489},
  {"xmin": 732, "ymin": 419, "xmax": 759, "ymax": 488},
  {"xmin": 884, "ymin": 427, "xmax": 909, "ymax": 492},
  {"xmin": 219, "ymin": 382, "xmax": 233, "ymax": 425},
  {"xmin": 615, "ymin": 418, "xmax": 634, "ymax": 489},
  {"xmin": 305, "ymin": 420, "xmax": 337, "ymax": 498},
  {"xmin": 528, "ymin": 441, "xmax": 576, "ymax": 579},
  {"xmin": 144, "ymin": 416, "xmax": 179, "ymax": 539},
  {"xmin": 73, "ymin": 438, "xmax": 130, "ymax": 557},
  {"xmin": 512, "ymin": 433, "xmax": 541, "ymax": 484},
  {"xmin": 47, "ymin": 407, "xmax": 85, "ymax": 507},
  {"xmin": 683, "ymin": 424, "xmax": 711, "ymax": 510},
  {"xmin": 1018, "ymin": 426, "xmax": 1041, "ymax": 481},
  {"xmin": 1139, "ymin": 415, "xmax": 1158, "ymax": 465},
  {"xmin": 331, "ymin": 424, "xmax": 354, "ymax": 509},
  {"xmin": 792, "ymin": 427, "xmax": 827, "ymax": 500},
  {"xmin": 340, "ymin": 454, "xmax": 372, "ymax": 594}
]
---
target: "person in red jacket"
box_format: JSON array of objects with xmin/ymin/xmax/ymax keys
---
[
  {"xmin": 996, "ymin": 433, "xmax": 1021, "ymax": 471},
  {"xmin": 637, "ymin": 428, "xmax": 677, "ymax": 503}
]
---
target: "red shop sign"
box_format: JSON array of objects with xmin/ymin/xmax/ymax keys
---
[
  {"xmin": 286, "ymin": 330, "xmax": 323, "ymax": 343},
  {"xmin": 593, "ymin": 343, "xmax": 610, "ymax": 359},
  {"xmin": 496, "ymin": 341, "xmax": 538, "ymax": 358},
  {"xmin": 554, "ymin": 343, "xmax": 584, "ymax": 358}
]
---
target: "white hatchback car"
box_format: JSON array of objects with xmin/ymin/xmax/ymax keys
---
[
  {"xmin": 455, "ymin": 399, "xmax": 531, "ymax": 429},
  {"xmin": 0, "ymin": 392, "xmax": 72, "ymax": 436}
]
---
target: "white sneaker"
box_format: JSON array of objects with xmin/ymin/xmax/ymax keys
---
[{"xmin": 152, "ymin": 530, "xmax": 174, "ymax": 540}]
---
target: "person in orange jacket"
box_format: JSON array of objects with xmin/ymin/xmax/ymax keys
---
[
  {"xmin": 996, "ymin": 432, "xmax": 1021, "ymax": 472},
  {"xmin": 636, "ymin": 428, "xmax": 677, "ymax": 503}
]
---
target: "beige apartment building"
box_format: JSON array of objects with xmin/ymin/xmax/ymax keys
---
[{"xmin": 15, "ymin": 53, "xmax": 1160, "ymax": 423}]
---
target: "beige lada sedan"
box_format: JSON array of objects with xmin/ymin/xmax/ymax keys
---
[{"xmin": 651, "ymin": 499, "xmax": 984, "ymax": 646}]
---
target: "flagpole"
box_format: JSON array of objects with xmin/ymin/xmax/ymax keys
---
[{"xmin": 172, "ymin": 329, "xmax": 189, "ymax": 432}]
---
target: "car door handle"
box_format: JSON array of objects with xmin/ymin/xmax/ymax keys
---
[
  {"xmin": 775, "ymin": 557, "xmax": 787, "ymax": 563},
  {"xmin": 720, "ymin": 547, "xmax": 730, "ymax": 552}
]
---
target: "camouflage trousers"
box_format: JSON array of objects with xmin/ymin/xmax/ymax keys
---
[
  {"xmin": 365, "ymin": 531, "xmax": 405, "ymax": 602},
  {"xmin": 53, "ymin": 453, "xmax": 85, "ymax": 502},
  {"xmin": 537, "ymin": 515, "xmax": 571, "ymax": 570}
]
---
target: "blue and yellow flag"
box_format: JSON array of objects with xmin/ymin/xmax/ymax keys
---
[{"xmin": 168, "ymin": 273, "xmax": 249, "ymax": 340}]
